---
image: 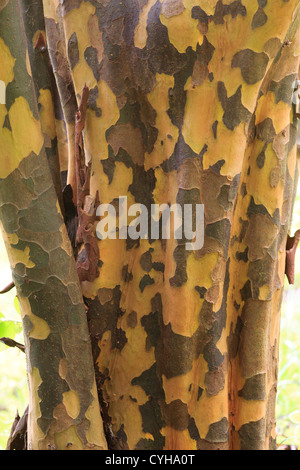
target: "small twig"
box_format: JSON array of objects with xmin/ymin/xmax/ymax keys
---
[
  {"xmin": 0, "ymin": 337, "xmax": 25, "ymax": 353},
  {"xmin": 0, "ymin": 281, "xmax": 15, "ymax": 294},
  {"xmin": 285, "ymin": 229, "xmax": 300, "ymax": 284}
]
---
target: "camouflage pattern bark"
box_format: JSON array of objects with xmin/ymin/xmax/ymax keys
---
[
  {"xmin": 0, "ymin": 0, "xmax": 107, "ymax": 450},
  {"xmin": 0, "ymin": 0, "xmax": 299, "ymax": 451}
]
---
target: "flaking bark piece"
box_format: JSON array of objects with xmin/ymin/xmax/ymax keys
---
[
  {"xmin": 74, "ymin": 85, "xmax": 100, "ymax": 283},
  {"xmin": 285, "ymin": 229, "xmax": 300, "ymax": 284},
  {"xmin": 34, "ymin": 31, "xmax": 47, "ymax": 53},
  {"xmin": 6, "ymin": 406, "xmax": 28, "ymax": 450}
]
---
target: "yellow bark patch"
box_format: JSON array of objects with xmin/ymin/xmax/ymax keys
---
[
  {"xmin": 192, "ymin": 385, "xmax": 228, "ymax": 439},
  {"xmin": 160, "ymin": 7, "xmax": 203, "ymax": 53},
  {"xmin": 145, "ymin": 74, "xmax": 179, "ymax": 170},
  {"xmin": 86, "ymin": 80, "xmax": 119, "ymax": 182},
  {"xmin": 0, "ymin": 97, "xmax": 44, "ymax": 179},
  {"xmin": 204, "ymin": 122, "xmax": 248, "ymax": 177},
  {"xmin": 134, "ymin": 0, "xmax": 158, "ymax": 49},
  {"xmin": 0, "ymin": 37, "xmax": 15, "ymax": 85},
  {"xmin": 59, "ymin": 358, "xmax": 68, "ymax": 380},
  {"xmin": 159, "ymin": 252, "xmax": 219, "ymax": 336},
  {"xmin": 259, "ymin": 284, "xmax": 270, "ymax": 301},
  {"xmin": 63, "ymin": 1, "xmax": 97, "ymax": 93},
  {"xmin": 187, "ymin": 251, "xmax": 219, "ymax": 289},
  {"xmin": 164, "ymin": 354, "xmax": 208, "ymax": 417},
  {"xmin": 59, "ymin": 222, "xmax": 73, "ymax": 259},
  {"xmin": 179, "ymin": 353, "xmax": 228, "ymax": 439},
  {"xmin": 241, "ymin": 84, "xmax": 264, "ymax": 115},
  {"xmin": 6, "ymin": 244, "xmax": 35, "ymax": 269},
  {"xmin": 153, "ymin": 167, "xmax": 178, "ymax": 207},
  {"xmin": 183, "ymin": 0, "xmax": 218, "ymax": 16},
  {"xmin": 0, "ymin": 126, "xmax": 21, "ymax": 178},
  {"xmin": 235, "ymin": 400, "xmax": 266, "ymax": 432},
  {"xmin": 101, "ymin": 162, "xmax": 133, "ymax": 203},
  {"xmin": 226, "ymin": 261, "xmax": 249, "ymax": 314},
  {"xmin": 127, "ymin": 382, "xmax": 148, "ymax": 406},
  {"xmin": 98, "ymin": 327, "xmax": 155, "ymax": 402},
  {"xmin": 161, "ymin": 285, "xmax": 203, "ymax": 337},
  {"xmin": 42, "ymin": 0, "xmax": 60, "ymax": 21},
  {"xmin": 25, "ymin": 49, "xmax": 32, "ymax": 77},
  {"xmin": 93, "ymin": 240, "xmax": 126, "ymax": 291},
  {"xmin": 28, "ymin": 366, "xmax": 44, "ymax": 448},
  {"xmin": 119, "ymin": 333, "xmax": 156, "ymax": 388},
  {"xmin": 182, "ymin": 80, "xmax": 220, "ymax": 154},
  {"xmin": 255, "ymin": 92, "xmax": 291, "ymax": 134},
  {"xmin": 109, "ymin": 395, "xmax": 144, "ymax": 450},
  {"xmin": 62, "ymin": 390, "xmax": 80, "ymax": 420},
  {"xmin": 0, "ymin": 0, "xmax": 9, "ymax": 12},
  {"xmin": 85, "ymin": 380, "xmax": 108, "ymax": 449},
  {"xmin": 54, "ymin": 425, "xmax": 84, "ymax": 450},
  {"xmin": 72, "ymin": 61, "xmax": 97, "ymax": 96},
  {"xmin": 277, "ymin": 248, "xmax": 286, "ymax": 288},
  {"xmin": 18, "ymin": 296, "xmax": 50, "ymax": 340},
  {"xmin": 5, "ymin": 232, "xmax": 19, "ymax": 245},
  {"xmin": 246, "ymin": 0, "xmax": 299, "ymax": 53},
  {"xmin": 25, "ymin": 306, "xmax": 51, "ymax": 340},
  {"xmin": 38, "ymin": 88, "xmax": 56, "ymax": 140},
  {"xmin": 120, "ymin": 271, "xmax": 156, "ymax": 318},
  {"xmin": 163, "ymin": 427, "xmax": 197, "ymax": 450},
  {"xmin": 0, "ymin": 104, "xmax": 6, "ymax": 126},
  {"xmin": 163, "ymin": 372, "xmax": 194, "ymax": 406},
  {"xmin": 247, "ymin": 144, "xmax": 283, "ymax": 216},
  {"xmin": 206, "ymin": 13, "xmax": 253, "ymax": 90},
  {"xmin": 269, "ymin": 287, "xmax": 283, "ymax": 346}
]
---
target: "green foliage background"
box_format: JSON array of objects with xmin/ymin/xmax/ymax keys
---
[
  {"xmin": 0, "ymin": 187, "xmax": 299, "ymax": 450},
  {"xmin": 275, "ymin": 183, "xmax": 300, "ymax": 448},
  {"xmin": 0, "ymin": 240, "xmax": 28, "ymax": 449}
]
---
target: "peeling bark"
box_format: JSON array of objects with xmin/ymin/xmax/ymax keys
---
[
  {"xmin": 74, "ymin": 85, "xmax": 100, "ymax": 282},
  {"xmin": 285, "ymin": 229, "xmax": 300, "ymax": 284}
]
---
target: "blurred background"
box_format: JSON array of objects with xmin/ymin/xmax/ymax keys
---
[{"xmin": 0, "ymin": 190, "xmax": 299, "ymax": 450}]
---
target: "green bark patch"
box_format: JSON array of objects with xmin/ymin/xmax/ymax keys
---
[
  {"xmin": 218, "ymin": 82, "xmax": 252, "ymax": 130},
  {"xmin": 205, "ymin": 417, "xmax": 229, "ymax": 443},
  {"xmin": 231, "ymin": 49, "xmax": 269, "ymax": 85},
  {"xmin": 238, "ymin": 373, "xmax": 267, "ymax": 401},
  {"xmin": 238, "ymin": 418, "xmax": 266, "ymax": 450}
]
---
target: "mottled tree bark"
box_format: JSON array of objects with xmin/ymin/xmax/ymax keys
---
[{"xmin": 0, "ymin": 0, "xmax": 299, "ymax": 451}]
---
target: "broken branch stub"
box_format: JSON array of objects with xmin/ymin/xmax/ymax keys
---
[{"xmin": 285, "ymin": 229, "xmax": 300, "ymax": 284}]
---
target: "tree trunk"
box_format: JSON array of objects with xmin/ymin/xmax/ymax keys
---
[{"xmin": 0, "ymin": 0, "xmax": 299, "ymax": 451}]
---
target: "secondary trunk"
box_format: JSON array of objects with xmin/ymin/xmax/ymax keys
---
[
  {"xmin": 0, "ymin": 0, "xmax": 107, "ymax": 450},
  {"xmin": 0, "ymin": 0, "xmax": 299, "ymax": 450}
]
